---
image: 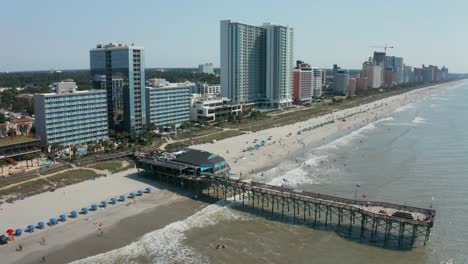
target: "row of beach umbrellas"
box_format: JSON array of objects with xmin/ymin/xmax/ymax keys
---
[{"xmin": 4, "ymin": 187, "xmax": 152, "ymax": 238}]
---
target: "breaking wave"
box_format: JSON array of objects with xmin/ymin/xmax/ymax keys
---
[
  {"xmin": 411, "ymin": 117, "xmax": 428, "ymax": 124},
  {"xmin": 71, "ymin": 201, "xmax": 248, "ymax": 264}
]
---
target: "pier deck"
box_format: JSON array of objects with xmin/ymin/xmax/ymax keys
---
[{"xmin": 137, "ymin": 159, "xmax": 435, "ymax": 249}]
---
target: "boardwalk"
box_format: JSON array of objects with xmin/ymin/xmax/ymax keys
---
[{"xmin": 137, "ymin": 159, "xmax": 435, "ymax": 249}]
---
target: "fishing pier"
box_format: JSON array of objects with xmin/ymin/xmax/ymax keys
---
[{"xmin": 137, "ymin": 157, "xmax": 435, "ymax": 249}]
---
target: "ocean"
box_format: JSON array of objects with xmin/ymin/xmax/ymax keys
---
[{"xmin": 73, "ymin": 81, "xmax": 468, "ymax": 264}]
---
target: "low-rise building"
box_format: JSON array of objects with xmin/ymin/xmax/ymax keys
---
[
  {"xmin": 34, "ymin": 86, "xmax": 109, "ymax": 146},
  {"xmin": 145, "ymin": 83, "xmax": 192, "ymax": 128},
  {"xmin": 190, "ymin": 94, "xmax": 242, "ymax": 123}
]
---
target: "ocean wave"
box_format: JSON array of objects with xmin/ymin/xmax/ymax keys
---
[
  {"xmin": 316, "ymin": 116, "xmax": 394, "ymax": 151},
  {"xmin": 411, "ymin": 117, "xmax": 428, "ymax": 124},
  {"xmin": 71, "ymin": 201, "xmax": 247, "ymax": 264},
  {"xmin": 394, "ymin": 103, "xmax": 414, "ymax": 113}
]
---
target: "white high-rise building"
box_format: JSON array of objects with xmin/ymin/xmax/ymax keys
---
[
  {"xmin": 220, "ymin": 20, "xmax": 294, "ymax": 109},
  {"xmin": 264, "ymin": 23, "xmax": 294, "ymax": 108}
]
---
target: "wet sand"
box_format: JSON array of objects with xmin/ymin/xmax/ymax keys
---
[{"xmin": 14, "ymin": 198, "xmax": 208, "ymax": 264}]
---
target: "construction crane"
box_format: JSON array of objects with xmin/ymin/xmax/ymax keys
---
[{"xmin": 370, "ymin": 43, "xmax": 394, "ymax": 53}]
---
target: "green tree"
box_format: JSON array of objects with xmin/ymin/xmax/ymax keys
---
[
  {"xmin": 0, "ymin": 113, "xmax": 6, "ymax": 123},
  {"xmin": 7, "ymin": 128, "xmax": 16, "ymax": 136},
  {"xmin": 147, "ymin": 123, "xmax": 157, "ymax": 132}
]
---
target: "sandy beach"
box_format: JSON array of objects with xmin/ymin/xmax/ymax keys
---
[
  {"xmin": 193, "ymin": 81, "xmax": 464, "ymax": 179},
  {"xmin": 0, "ymin": 168, "xmax": 208, "ymax": 264},
  {"xmin": 0, "ymin": 80, "xmax": 464, "ymax": 264}
]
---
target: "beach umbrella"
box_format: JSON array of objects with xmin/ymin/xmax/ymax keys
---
[
  {"xmin": 49, "ymin": 218, "xmax": 58, "ymax": 225},
  {"xmin": 70, "ymin": 210, "xmax": 78, "ymax": 218},
  {"xmin": 91, "ymin": 204, "xmax": 98, "ymax": 211},
  {"xmin": 6, "ymin": 229, "xmax": 14, "ymax": 236},
  {"xmin": 119, "ymin": 195, "xmax": 126, "ymax": 201},
  {"xmin": 15, "ymin": 228, "xmax": 23, "ymax": 236},
  {"xmin": 145, "ymin": 187, "xmax": 152, "ymax": 193},
  {"xmin": 60, "ymin": 214, "xmax": 67, "ymax": 222},
  {"xmin": 101, "ymin": 201, "xmax": 107, "ymax": 208},
  {"xmin": 110, "ymin": 197, "xmax": 117, "ymax": 204},
  {"xmin": 137, "ymin": 190, "xmax": 144, "ymax": 196},
  {"xmin": 37, "ymin": 221, "xmax": 45, "ymax": 229},
  {"xmin": 129, "ymin": 192, "xmax": 136, "ymax": 198},
  {"xmin": 27, "ymin": 225, "xmax": 35, "ymax": 233},
  {"xmin": 81, "ymin": 207, "xmax": 89, "ymax": 214}
]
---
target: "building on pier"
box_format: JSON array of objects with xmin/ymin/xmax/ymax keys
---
[{"xmin": 140, "ymin": 149, "xmax": 229, "ymax": 177}]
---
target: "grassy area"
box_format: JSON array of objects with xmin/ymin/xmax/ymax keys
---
[
  {"xmin": 0, "ymin": 169, "xmax": 105, "ymax": 202},
  {"xmin": 0, "ymin": 174, "xmax": 39, "ymax": 189},
  {"xmin": 86, "ymin": 159, "xmax": 133, "ymax": 173},
  {"xmin": 166, "ymin": 130, "xmax": 244, "ymax": 150},
  {"xmin": 0, "ymin": 136, "xmax": 39, "ymax": 147},
  {"xmin": 0, "ymin": 179, "xmax": 53, "ymax": 202},
  {"xmin": 47, "ymin": 169, "xmax": 105, "ymax": 188}
]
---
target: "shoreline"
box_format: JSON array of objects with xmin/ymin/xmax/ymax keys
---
[
  {"xmin": 0, "ymin": 80, "xmax": 465, "ymax": 263},
  {"xmin": 16, "ymin": 197, "xmax": 208, "ymax": 264},
  {"xmin": 193, "ymin": 80, "xmax": 466, "ymax": 181}
]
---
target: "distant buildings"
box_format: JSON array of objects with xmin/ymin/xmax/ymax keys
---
[
  {"xmin": 220, "ymin": 20, "xmax": 294, "ymax": 108},
  {"xmin": 362, "ymin": 60, "xmax": 383, "ymax": 88},
  {"xmin": 334, "ymin": 70, "xmax": 349, "ymax": 96},
  {"xmin": 145, "ymin": 83, "xmax": 192, "ymax": 128},
  {"xmin": 293, "ymin": 60, "xmax": 324, "ymax": 103},
  {"xmin": 34, "ymin": 85, "xmax": 108, "ymax": 146},
  {"xmin": 348, "ymin": 77, "xmax": 357, "ymax": 97},
  {"xmin": 198, "ymin": 63, "xmax": 214, "ymax": 75},
  {"xmin": 196, "ymin": 82, "xmax": 221, "ymax": 95},
  {"xmin": 90, "ymin": 43, "xmax": 146, "ymax": 134},
  {"xmin": 190, "ymin": 94, "xmax": 242, "ymax": 123}
]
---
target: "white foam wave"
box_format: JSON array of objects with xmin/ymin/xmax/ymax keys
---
[
  {"xmin": 394, "ymin": 103, "xmax": 414, "ymax": 113},
  {"xmin": 429, "ymin": 104, "xmax": 439, "ymax": 108},
  {"xmin": 71, "ymin": 201, "xmax": 247, "ymax": 264},
  {"xmin": 411, "ymin": 117, "xmax": 428, "ymax": 124},
  {"xmin": 316, "ymin": 116, "xmax": 394, "ymax": 151}
]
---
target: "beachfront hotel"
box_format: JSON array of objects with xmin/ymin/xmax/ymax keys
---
[
  {"xmin": 33, "ymin": 85, "xmax": 109, "ymax": 146},
  {"xmin": 145, "ymin": 83, "xmax": 192, "ymax": 128},
  {"xmin": 90, "ymin": 43, "xmax": 146, "ymax": 135},
  {"xmin": 220, "ymin": 20, "xmax": 294, "ymax": 109}
]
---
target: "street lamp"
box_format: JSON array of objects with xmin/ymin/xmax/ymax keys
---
[{"xmin": 354, "ymin": 184, "xmax": 360, "ymax": 204}]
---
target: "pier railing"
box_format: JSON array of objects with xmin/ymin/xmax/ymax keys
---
[{"xmin": 137, "ymin": 159, "xmax": 436, "ymax": 249}]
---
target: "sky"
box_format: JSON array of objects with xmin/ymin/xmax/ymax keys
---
[{"xmin": 1, "ymin": 0, "xmax": 467, "ymax": 72}]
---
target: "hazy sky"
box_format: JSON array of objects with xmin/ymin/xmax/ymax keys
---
[{"xmin": 1, "ymin": 0, "xmax": 467, "ymax": 72}]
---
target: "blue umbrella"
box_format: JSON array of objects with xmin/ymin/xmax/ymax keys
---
[
  {"xmin": 81, "ymin": 207, "xmax": 89, "ymax": 214},
  {"xmin": 119, "ymin": 195, "xmax": 126, "ymax": 201},
  {"xmin": 101, "ymin": 201, "xmax": 107, "ymax": 208},
  {"xmin": 110, "ymin": 197, "xmax": 117, "ymax": 204},
  {"xmin": 27, "ymin": 225, "xmax": 35, "ymax": 233},
  {"xmin": 37, "ymin": 221, "xmax": 45, "ymax": 229},
  {"xmin": 15, "ymin": 228, "xmax": 23, "ymax": 236},
  {"xmin": 145, "ymin": 187, "xmax": 152, "ymax": 193},
  {"xmin": 49, "ymin": 218, "xmax": 58, "ymax": 225},
  {"xmin": 60, "ymin": 214, "xmax": 67, "ymax": 222},
  {"xmin": 137, "ymin": 190, "xmax": 144, "ymax": 196},
  {"xmin": 129, "ymin": 192, "xmax": 136, "ymax": 198},
  {"xmin": 70, "ymin": 210, "xmax": 78, "ymax": 218},
  {"xmin": 91, "ymin": 204, "xmax": 98, "ymax": 211}
]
